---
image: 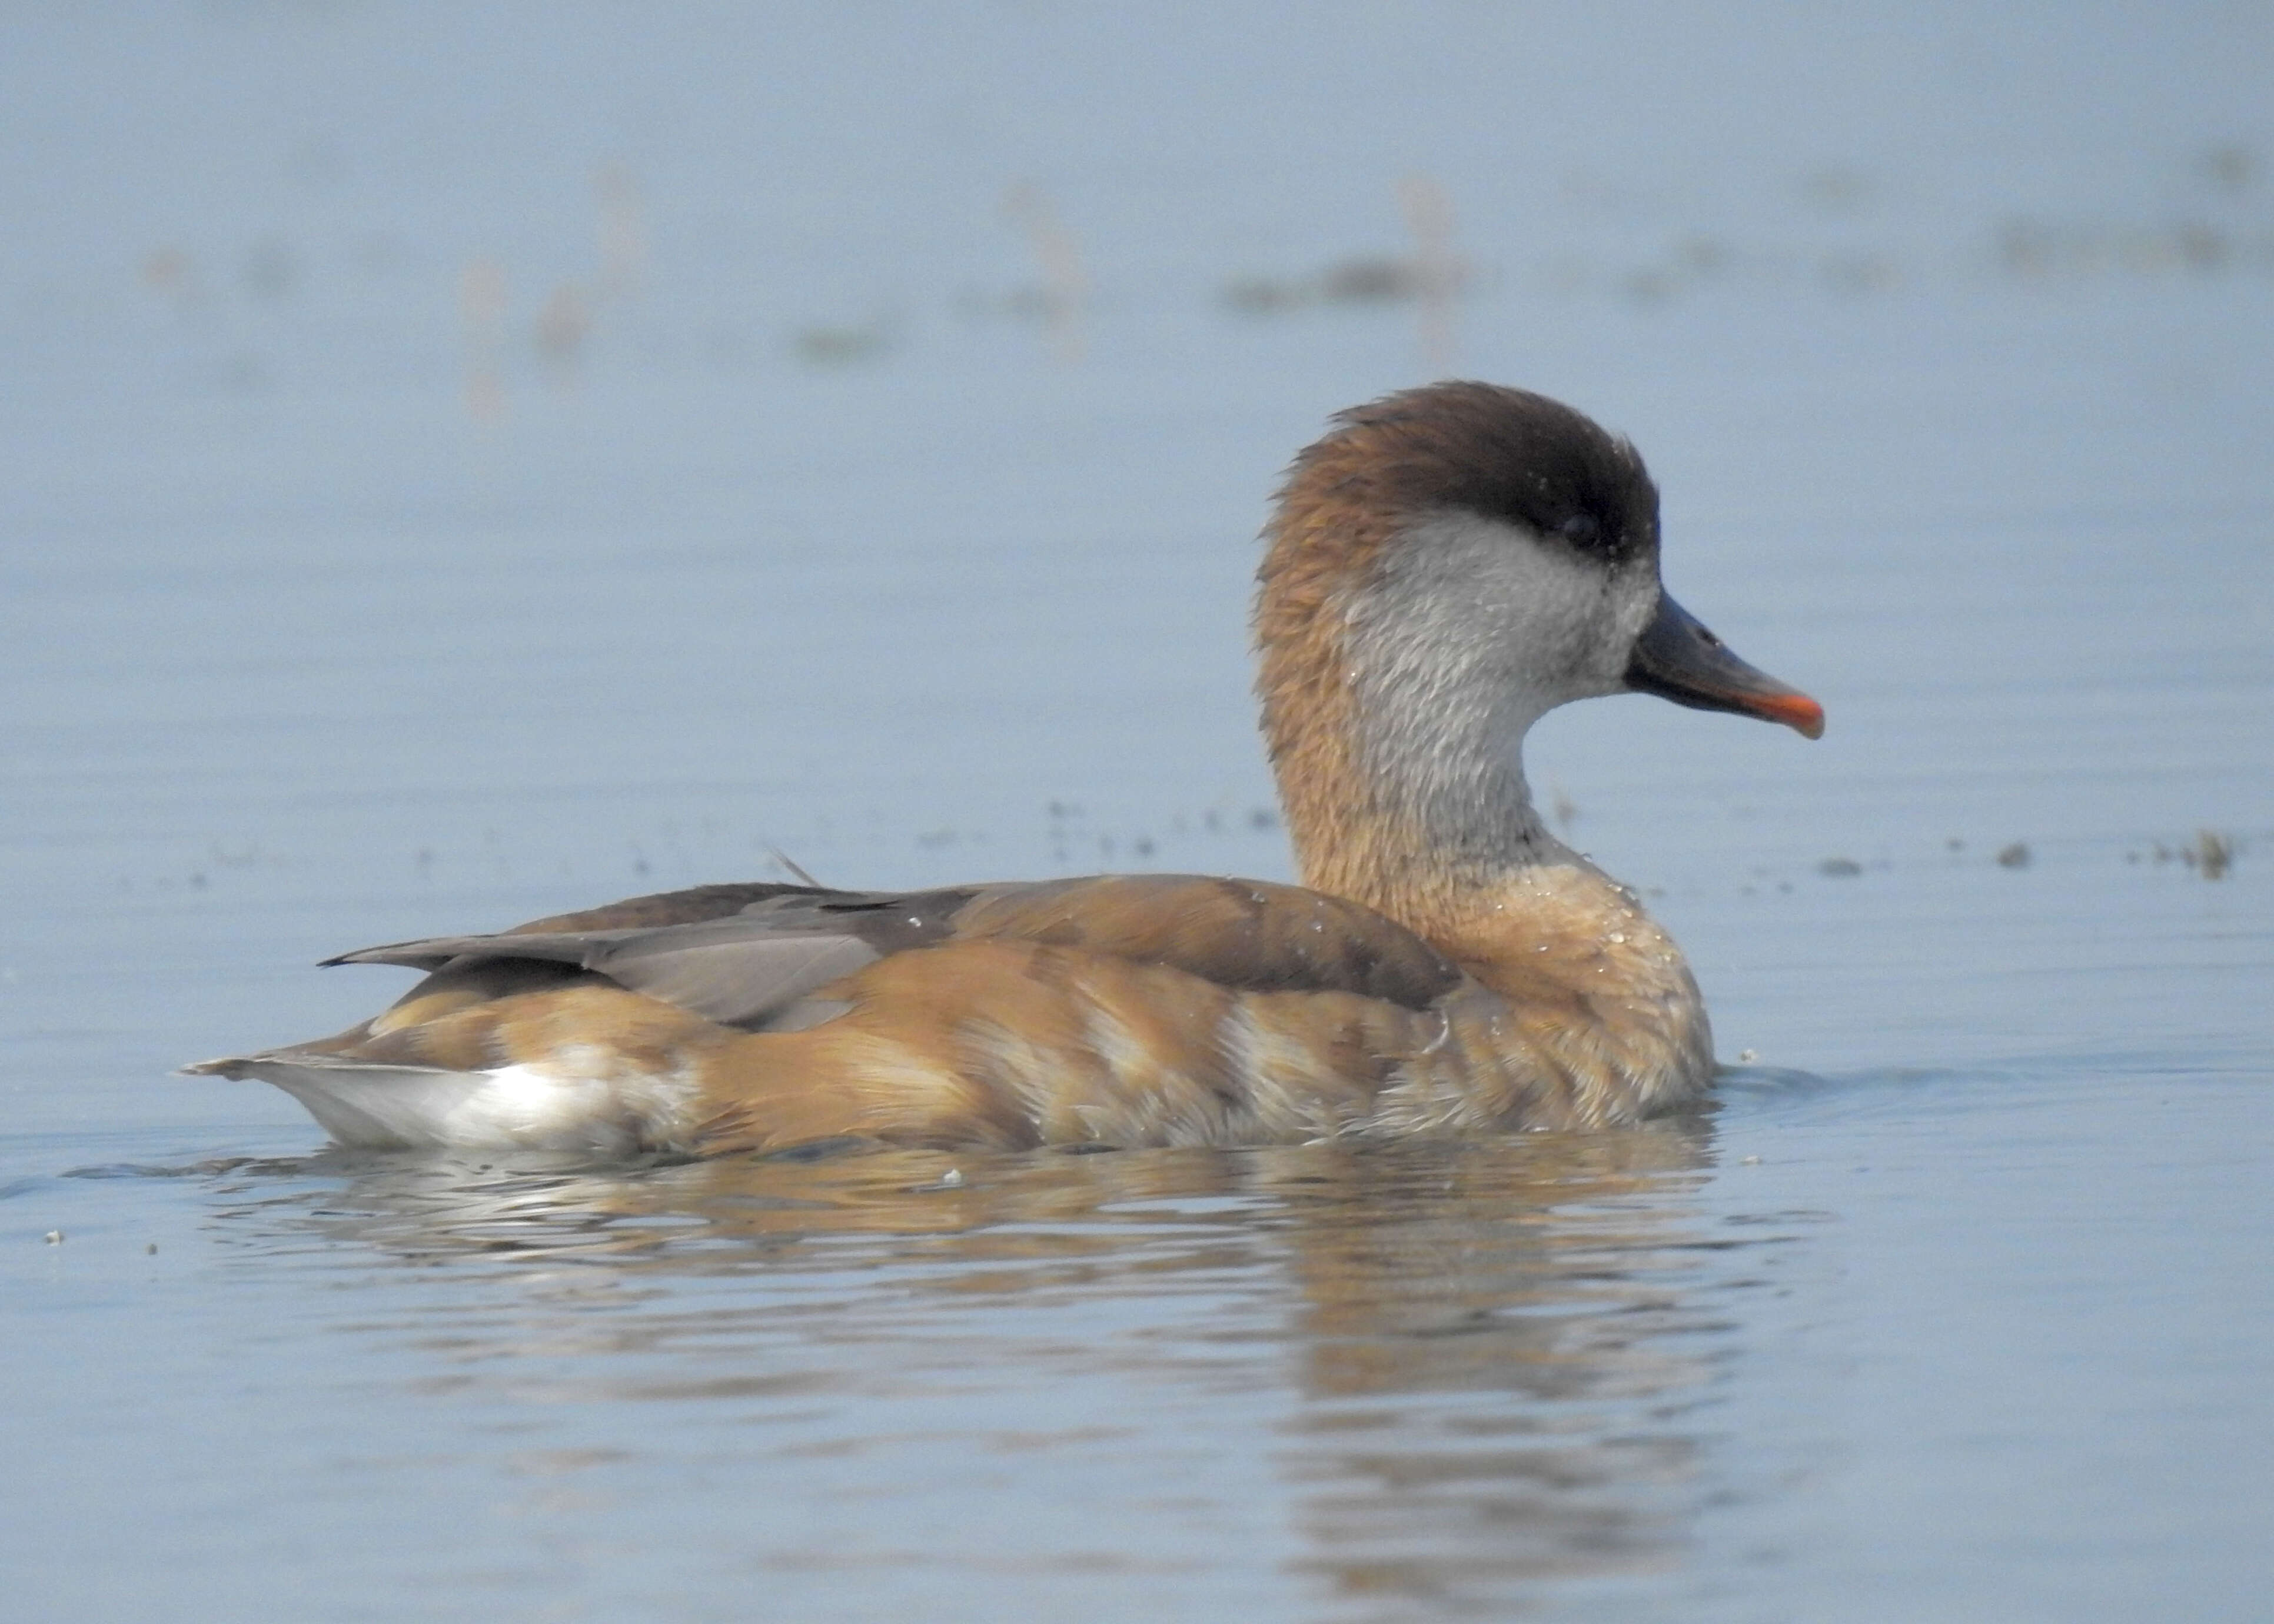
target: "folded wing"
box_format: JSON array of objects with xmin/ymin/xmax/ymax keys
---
[{"xmin": 320, "ymin": 874, "xmax": 1461, "ymax": 1033}]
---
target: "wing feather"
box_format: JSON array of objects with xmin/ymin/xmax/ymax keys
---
[{"xmin": 315, "ymin": 874, "xmax": 1458, "ymax": 1031}]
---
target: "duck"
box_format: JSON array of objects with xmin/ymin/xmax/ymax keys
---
[{"xmin": 187, "ymin": 381, "xmax": 1823, "ymax": 1157}]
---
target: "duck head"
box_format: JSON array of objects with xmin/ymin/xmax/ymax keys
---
[{"xmin": 1256, "ymin": 381, "xmax": 1821, "ymax": 911}]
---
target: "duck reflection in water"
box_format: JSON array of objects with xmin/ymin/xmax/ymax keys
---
[{"xmin": 204, "ymin": 1115, "xmax": 1753, "ymax": 1609}]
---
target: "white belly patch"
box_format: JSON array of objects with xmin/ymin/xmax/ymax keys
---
[{"xmin": 248, "ymin": 1053, "xmax": 699, "ymax": 1154}]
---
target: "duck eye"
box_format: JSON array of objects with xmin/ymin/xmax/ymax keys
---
[{"xmin": 1556, "ymin": 513, "xmax": 1600, "ymax": 546}]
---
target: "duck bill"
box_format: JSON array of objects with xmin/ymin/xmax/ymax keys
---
[{"xmin": 1625, "ymin": 591, "xmax": 1825, "ymax": 738}]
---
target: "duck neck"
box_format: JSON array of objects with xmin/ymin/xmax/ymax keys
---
[
  {"xmin": 1258, "ymin": 528, "xmax": 1590, "ymax": 941},
  {"xmin": 1269, "ymin": 671, "xmax": 1577, "ymax": 930}
]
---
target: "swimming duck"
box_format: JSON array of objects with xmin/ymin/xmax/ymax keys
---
[{"xmin": 188, "ymin": 381, "xmax": 1822, "ymax": 1156}]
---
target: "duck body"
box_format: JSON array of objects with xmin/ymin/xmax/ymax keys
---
[{"xmin": 188, "ymin": 383, "xmax": 1821, "ymax": 1156}]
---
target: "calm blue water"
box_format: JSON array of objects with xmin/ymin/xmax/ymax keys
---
[{"xmin": 4, "ymin": 5, "xmax": 2270, "ymax": 1620}]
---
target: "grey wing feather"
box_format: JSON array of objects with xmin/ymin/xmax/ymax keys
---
[
  {"xmin": 320, "ymin": 886, "xmax": 983, "ymax": 1030},
  {"xmin": 322, "ymin": 930, "xmax": 648, "ymax": 971},
  {"xmin": 576, "ymin": 887, "xmax": 981, "ymax": 1023},
  {"xmin": 581, "ymin": 924, "xmax": 885, "ymax": 1026}
]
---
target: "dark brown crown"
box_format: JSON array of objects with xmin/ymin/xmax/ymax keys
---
[{"xmin": 1285, "ymin": 380, "xmax": 1660, "ymax": 565}]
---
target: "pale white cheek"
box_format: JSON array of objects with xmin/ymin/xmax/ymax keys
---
[{"xmin": 1348, "ymin": 510, "xmax": 1654, "ymax": 731}]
